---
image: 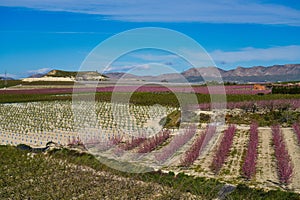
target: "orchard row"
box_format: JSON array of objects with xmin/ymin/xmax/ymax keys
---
[{"xmin": 0, "ymin": 101, "xmax": 175, "ymax": 146}]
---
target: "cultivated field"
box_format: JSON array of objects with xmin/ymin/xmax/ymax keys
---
[{"xmin": 1, "ymin": 97, "xmax": 300, "ymax": 196}]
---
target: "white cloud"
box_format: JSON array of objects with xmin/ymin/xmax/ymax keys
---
[
  {"xmin": 132, "ymin": 53, "xmax": 179, "ymax": 61},
  {"xmin": 105, "ymin": 65, "xmax": 135, "ymax": 72},
  {"xmin": 0, "ymin": 0, "xmax": 300, "ymax": 25},
  {"xmin": 106, "ymin": 63, "xmax": 155, "ymax": 72},
  {"xmin": 27, "ymin": 67, "xmax": 51, "ymax": 74},
  {"xmin": 210, "ymin": 45, "xmax": 300, "ymax": 64},
  {"xmin": 106, "ymin": 62, "xmax": 176, "ymax": 75},
  {"xmin": 0, "ymin": 73, "xmax": 18, "ymax": 79}
]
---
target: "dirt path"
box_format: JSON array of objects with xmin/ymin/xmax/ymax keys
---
[
  {"xmin": 165, "ymin": 129, "xmax": 199, "ymax": 167},
  {"xmin": 220, "ymin": 129, "xmax": 249, "ymax": 179},
  {"xmin": 255, "ymin": 128, "xmax": 278, "ymax": 185},
  {"xmin": 281, "ymin": 128, "xmax": 300, "ymax": 192},
  {"xmin": 193, "ymin": 128, "xmax": 225, "ymax": 176}
]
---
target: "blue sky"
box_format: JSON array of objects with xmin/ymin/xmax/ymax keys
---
[{"xmin": 0, "ymin": 0, "xmax": 300, "ymax": 78}]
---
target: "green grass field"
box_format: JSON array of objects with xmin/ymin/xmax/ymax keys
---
[
  {"xmin": 0, "ymin": 80, "xmax": 22, "ymax": 88},
  {"xmin": 1, "ymin": 91, "xmax": 300, "ymax": 106}
]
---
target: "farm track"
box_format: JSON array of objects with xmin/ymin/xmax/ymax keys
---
[
  {"xmin": 282, "ymin": 128, "xmax": 300, "ymax": 192},
  {"xmin": 219, "ymin": 129, "xmax": 249, "ymax": 179},
  {"xmin": 168, "ymin": 129, "xmax": 202, "ymax": 166},
  {"xmin": 193, "ymin": 128, "xmax": 225, "ymax": 176},
  {"xmin": 255, "ymin": 128, "xmax": 278, "ymax": 186}
]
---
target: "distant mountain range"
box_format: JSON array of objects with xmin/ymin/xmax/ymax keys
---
[
  {"xmin": 25, "ymin": 64, "xmax": 300, "ymax": 83},
  {"xmin": 28, "ymin": 73, "xmax": 45, "ymax": 78},
  {"xmin": 105, "ymin": 64, "xmax": 300, "ymax": 83}
]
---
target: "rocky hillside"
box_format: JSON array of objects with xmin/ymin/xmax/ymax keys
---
[
  {"xmin": 223, "ymin": 64, "xmax": 300, "ymax": 77},
  {"xmin": 25, "ymin": 69, "xmax": 108, "ymax": 81},
  {"xmin": 224, "ymin": 64, "xmax": 300, "ymax": 82},
  {"xmin": 47, "ymin": 69, "xmax": 107, "ymax": 80}
]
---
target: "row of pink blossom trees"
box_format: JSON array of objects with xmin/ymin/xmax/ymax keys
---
[
  {"xmin": 137, "ymin": 129, "xmax": 171, "ymax": 153},
  {"xmin": 84, "ymin": 135, "xmax": 123, "ymax": 151},
  {"xmin": 93, "ymin": 85, "xmax": 269, "ymax": 95},
  {"xmin": 292, "ymin": 123, "xmax": 300, "ymax": 145},
  {"xmin": 271, "ymin": 124, "xmax": 293, "ymax": 185},
  {"xmin": 195, "ymin": 99, "xmax": 300, "ymax": 111},
  {"xmin": 122, "ymin": 136, "xmax": 146, "ymax": 151},
  {"xmin": 242, "ymin": 122, "xmax": 259, "ymax": 179},
  {"xmin": 181, "ymin": 125, "xmax": 217, "ymax": 167},
  {"xmin": 210, "ymin": 125, "xmax": 236, "ymax": 173},
  {"xmin": 242, "ymin": 123, "xmax": 294, "ymax": 184},
  {"xmin": 155, "ymin": 125, "xmax": 197, "ymax": 163}
]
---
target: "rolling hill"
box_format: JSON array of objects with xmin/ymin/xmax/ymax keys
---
[{"xmin": 24, "ymin": 69, "xmax": 108, "ymax": 82}]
